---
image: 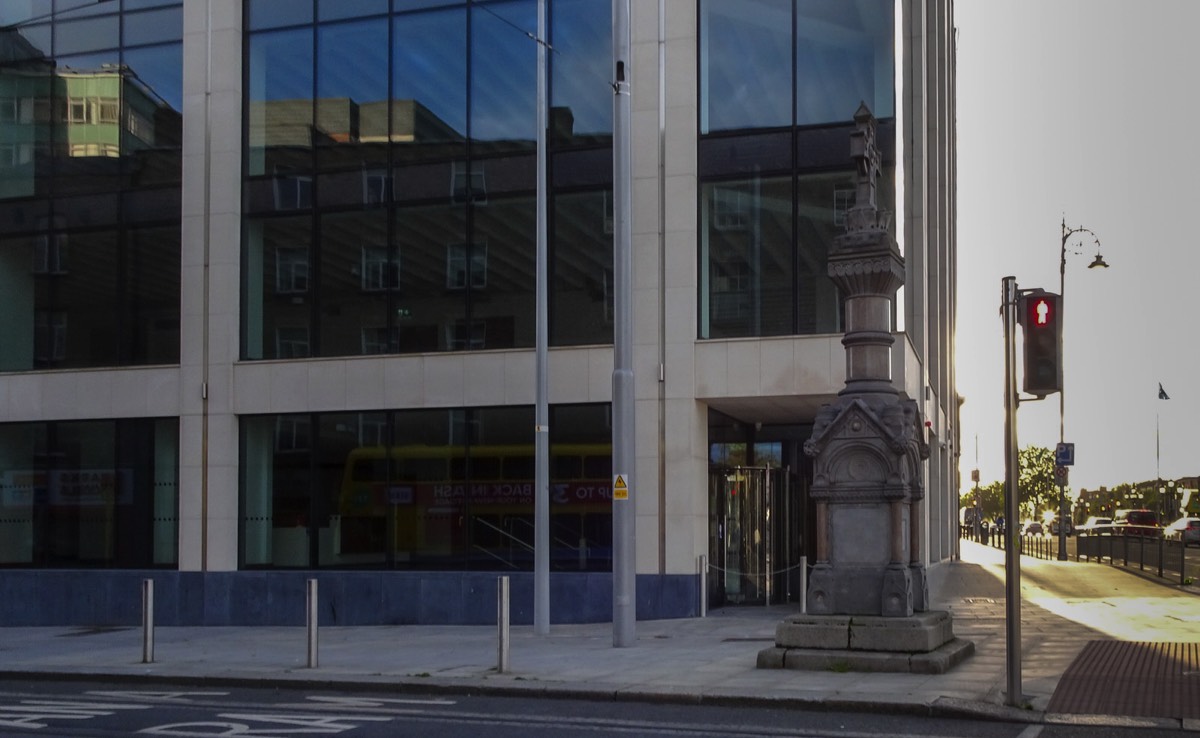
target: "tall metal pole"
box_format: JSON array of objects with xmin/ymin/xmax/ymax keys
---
[
  {"xmin": 533, "ymin": 0, "xmax": 550, "ymax": 637},
  {"xmin": 1002, "ymin": 276, "xmax": 1023, "ymax": 707},
  {"xmin": 611, "ymin": 0, "xmax": 636, "ymax": 648},
  {"xmin": 1057, "ymin": 220, "xmax": 1068, "ymax": 560},
  {"xmin": 1057, "ymin": 219, "xmax": 1106, "ymax": 557}
]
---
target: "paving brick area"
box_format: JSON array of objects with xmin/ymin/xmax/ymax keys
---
[{"xmin": 1046, "ymin": 641, "xmax": 1200, "ymax": 719}]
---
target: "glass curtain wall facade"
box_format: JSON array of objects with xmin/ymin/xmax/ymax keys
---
[
  {"xmin": 0, "ymin": 0, "xmax": 183, "ymax": 371},
  {"xmin": 240, "ymin": 404, "xmax": 613, "ymax": 571},
  {"xmin": 0, "ymin": 418, "xmax": 179, "ymax": 568},
  {"xmin": 0, "ymin": 1, "xmax": 182, "ymax": 569},
  {"xmin": 242, "ymin": 0, "xmax": 613, "ymax": 360},
  {"xmin": 698, "ymin": 0, "xmax": 895, "ymax": 339}
]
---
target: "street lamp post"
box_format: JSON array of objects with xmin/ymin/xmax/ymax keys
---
[{"xmin": 1057, "ymin": 218, "xmax": 1109, "ymax": 560}]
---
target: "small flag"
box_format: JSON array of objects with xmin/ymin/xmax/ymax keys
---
[{"xmin": 1158, "ymin": 383, "xmax": 1170, "ymax": 400}]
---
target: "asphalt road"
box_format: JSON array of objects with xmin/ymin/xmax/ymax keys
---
[{"xmin": 0, "ymin": 680, "xmax": 1189, "ymax": 738}]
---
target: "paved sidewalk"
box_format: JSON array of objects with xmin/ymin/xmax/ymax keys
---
[{"xmin": 1, "ymin": 540, "xmax": 1197, "ymax": 730}]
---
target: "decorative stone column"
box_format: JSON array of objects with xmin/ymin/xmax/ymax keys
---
[
  {"xmin": 802, "ymin": 103, "xmax": 926, "ymax": 619},
  {"xmin": 757, "ymin": 105, "xmax": 970, "ymax": 674}
]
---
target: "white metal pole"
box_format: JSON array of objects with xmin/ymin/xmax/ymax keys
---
[
  {"xmin": 611, "ymin": 0, "xmax": 636, "ymax": 648},
  {"xmin": 533, "ymin": 0, "xmax": 551, "ymax": 638}
]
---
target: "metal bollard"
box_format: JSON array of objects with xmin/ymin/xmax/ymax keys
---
[
  {"xmin": 141, "ymin": 579, "xmax": 154, "ymax": 664},
  {"xmin": 697, "ymin": 555, "xmax": 707, "ymax": 618},
  {"xmin": 799, "ymin": 555, "xmax": 808, "ymax": 615},
  {"xmin": 306, "ymin": 578, "xmax": 318, "ymax": 668},
  {"xmin": 497, "ymin": 576, "xmax": 510, "ymax": 673}
]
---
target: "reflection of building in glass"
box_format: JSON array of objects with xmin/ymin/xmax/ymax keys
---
[{"xmin": 0, "ymin": 1, "xmax": 959, "ymax": 630}]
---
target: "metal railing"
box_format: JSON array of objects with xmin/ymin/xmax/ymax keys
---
[{"xmin": 960, "ymin": 525, "xmax": 1191, "ymax": 585}]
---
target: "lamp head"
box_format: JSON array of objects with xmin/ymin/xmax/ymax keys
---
[{"xmin": 1087, "ymin": 253, "xmax": 1109, "ymax": 269}]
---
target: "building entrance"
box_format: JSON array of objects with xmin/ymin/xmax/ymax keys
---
[{"xmin": 707, "ymin": 465, "xmax": 804, "ymax": 607}]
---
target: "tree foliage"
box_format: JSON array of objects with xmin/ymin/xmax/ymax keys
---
[
  {"xmin": 1018, "ymin": 445, "xmax": 1059, "ymax": 520},
  {"xmin": 960, "ymin": 480, "xmax": 1005, "ymax": 523}
]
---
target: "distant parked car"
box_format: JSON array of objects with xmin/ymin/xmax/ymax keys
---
[
  {"xmin": 1113, "ymin": 509, "xmax": 1161, "ymax": 537},
  {"xmin": 1021, "ymin": 520, "xmax": 1044, "ymax": 536},
  {"xmin": 1078, "ymin": 516, "xmax": 1113, "ymax": 534},
  {"xmin": 1048, "ymin": 516, "xmax": 1074, "ymax": 536},
  {"xmin": 1163, "ymin": 517, "xmax": 1200, "ymax": 547}
]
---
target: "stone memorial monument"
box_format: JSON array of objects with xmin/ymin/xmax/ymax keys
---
[{"xmin": 757, "ymin": 104, "xmax": 972, "ymax": 674}]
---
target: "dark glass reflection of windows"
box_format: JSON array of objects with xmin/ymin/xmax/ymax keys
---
[
  {"xmin": 0, "ymin": 2, "xmax": 183, "ymax": 370},
  {"xmin": 240, "ymin": 405, "xmax": 612, "ymax": 571},
  {"xmin": 698, "ymin": 0, "xmax": 894, "ymax": 339},
  {"xmin": 0, "ymin": 418, "xmax": 179, "ymax": 569},
  {"xmin": 242, "ymin": 0, "xmax": 613, "ymax": 359}
]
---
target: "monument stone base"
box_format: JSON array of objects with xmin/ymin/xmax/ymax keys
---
[{"xmin": 756, "ymin": 610, "xmax": 974, "ymax": 674}]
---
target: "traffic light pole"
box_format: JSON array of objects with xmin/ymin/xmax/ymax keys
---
[{"xmin": 1001, "ymin": 276, "xmax": 1024, "ymax": 708}]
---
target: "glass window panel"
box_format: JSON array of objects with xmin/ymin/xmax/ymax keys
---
[
  {"xmin": 0, "ymin": 423, "xmax": 38, "ymax": 564},
  {"xmin": 470, "ymin": 0, "xmax": 535, "ymax": 151},
  {"xmin": 388, "ymin": 409, "xmax": 461, "ymax": 568},
  {"xmin": 700, "ymin": 176, "xmax": 793, "ymax": 338},
  {"xmin": 0, "ymin": 1, "xmax": 52, "ymax": 27},
  {"xmin": 53, "ymin": 0, "xmax": 118, "ymax": 19},
  {"xmin": 247, "ymin": 27, "xmax": 314, "ymax": 177},
  {"xmin": 327, "ymin": 412, "xmax": 390, "ymax": 566},
  {"xmin": 316, "ymin": 210, "xmax": 389, "ymax": 357},
  {"xmin": 318, "ymin": 0, "xmax": 388, "ymax": 21},
  {"xmin": 122, "ymin": 42, "xmax": 183, "ymax": 138},
  {"xmin": 469, "ymin": 194, "xmax": 535, "ymax": 350},
  {"xmin": 35, "ymin": 421, "xmax": 103, "ymax": 564},
  {"xmin": 0, "ymin": 234, "xmax": 40, "ymax": 371},
  {"xmin": 795, "ymin": 0, "xmax": 894, "ymax": 125},
  {"xmin": 247, "ymin": 0, "xmax": 313, "ymax": 30},
  {"xmin": 51, "ymin": 52, "xmax": 123, "ymax": 197},
  {"xmin": 549, "ymin": 0, "xmax": 611, "ymax": 139},
  {"xmin": 1, "ymin": 25, "xmax": 51, "ymax": 61},
  {"xmin": 549, "ymin": 403, "xmax": 611, "ymax": 571},
  {"xmin": 54, "ymin": 15, "xmax": 120, "ymax": 55},
  {"xmin": 700, "ymin": 0, "xmax": 791, "ymax": 133},
  {"xmin": 122, "ymin": 225, "xmax": 180, "ymax": 364},
  {"xmin": 392, "ymin": 200, "xmax": 466, "ymax": 353},
  {"xmin": 316, "ymin": 18, "xmax": 388, "ymax": 173},
  {"xmin": 551, "ymin": 189, "xmax": 612, "ymax": 346},
  {"xmin": 249, "ymin": 413, "xmax": 314, "ymax": 567},
  {"xmin": 392, "ymin": 7, "xmax": 467, "ymax": 154},
  {"xmin": 465, "ymin": 406, "xmax": 534, "ymax": 570},
  {"xmin": 243, "ymin": 216, "xmax": 313, "ymax": 360},
  {"xmin": 32, "ymin": 420, "xmax": 135, "ymax": 567},
  {"xmin": 0, "ymin": 71, "xmax": 49, "ymax": 202},
  {"xmin": 123, "ymin": 7, "xmax": 182, "ymax": 47},
  {"xmin": 793, "ymin": 169, "xmax": 855, "ymax": 333},
  {"xmin": 32, "ymin": 228, "xmax": 119, "ymax": 367}
]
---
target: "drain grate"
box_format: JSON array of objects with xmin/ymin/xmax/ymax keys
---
[{"xmin": 1046, "ymin": 641, "xmax": 1200, "ymax": 719}]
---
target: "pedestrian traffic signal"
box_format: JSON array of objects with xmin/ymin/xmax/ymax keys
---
[{"xmin": 1019, "ymin": 290, "xmax": 1062, "ymax": 396}]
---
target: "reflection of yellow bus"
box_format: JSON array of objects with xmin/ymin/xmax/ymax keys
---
[{"xmin": 337, "ymin": 444, "xmax": 612, "ymax": 570}]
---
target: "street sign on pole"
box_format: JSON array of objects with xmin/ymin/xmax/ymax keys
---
[
  {"xmin": 1055, "ymin": 442, "xmax": 1075, "ymax": 466},
  {"xmin": 1055, "ymin": 465, "xmax": 1069, "ymax": 484}
]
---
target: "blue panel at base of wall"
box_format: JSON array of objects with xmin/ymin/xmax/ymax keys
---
[{"xmin": 0, "ymin": 571, "xmax": 699, "ymax": 626}]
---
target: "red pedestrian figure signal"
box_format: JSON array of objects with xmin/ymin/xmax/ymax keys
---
[
  {"xmin": 1018, "ymin": 290, "xmax": 1062, "ymax": 396},
  {"xmin": 1035, "ymin": 299, "xmax": 1050, "ymax": 325}
]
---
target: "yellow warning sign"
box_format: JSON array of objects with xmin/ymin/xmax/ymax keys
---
[{"xmin": 613, "ymin": 474, "xmax": 629, "ymax": 500}]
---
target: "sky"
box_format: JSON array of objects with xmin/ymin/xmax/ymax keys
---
[{"xmin": 954, "ymin": 0, "xmax": 1200, "ymax": 494}]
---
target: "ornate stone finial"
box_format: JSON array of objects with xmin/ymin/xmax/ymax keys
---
[{"xmin": 843, "ymin": 103, "xmax": 893, "ymax": 237}]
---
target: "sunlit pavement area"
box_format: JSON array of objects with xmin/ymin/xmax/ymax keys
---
[{"xmin": 0, "ymin": 539, "xmax": 1196, "ymax": 729}]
